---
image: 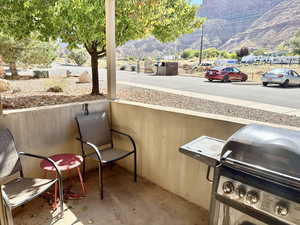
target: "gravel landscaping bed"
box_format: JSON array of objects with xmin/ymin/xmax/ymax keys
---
[
  {"xmin": 2, "ymin": 94, "xmax": 104, "ymax": 109},
  {"xmin": 1, "ymin": 78, "xmax": 299, "ymax": 127},
  {"xmin": 118, "ymin": 86, "xmax": 300, "ymax": 127}
]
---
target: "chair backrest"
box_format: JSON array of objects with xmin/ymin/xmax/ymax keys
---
[
  {"xmin": 76, "ymin": 111, "xmax": 112, "ymax": 147},
  {"xmin": 0, "ymin": 129, "xmax": 22, "ymax": 178}
]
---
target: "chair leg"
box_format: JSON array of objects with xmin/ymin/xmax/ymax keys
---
[
  {"xmin": 5, "ymin": 205, "xmax": 13, "ymax": 225},
  {"xmin": 58, "ymin": 180, "xmax": 64, "ymax": 218},
  {"xmin": 82, "ymin": 157, "xmax": 86, "ymax": 182},
  {"xmin": 77, "ymin": 167, "xmax": 86, "ymax": 195},
  {"xmin": 134, "ymin": 151, "xmax": 137, "ymax": 183},
  {"xmin": 98, "ymin": 164, "xmax": 104, "ymax": 200}
]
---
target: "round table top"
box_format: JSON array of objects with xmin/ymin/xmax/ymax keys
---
[{"xmin": 40, "ymin": 154, "xmax": 83, "ymax": 172}]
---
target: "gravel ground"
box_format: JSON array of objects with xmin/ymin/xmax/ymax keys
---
[
  {"xmin": 1, "ymin": 77, "xmax": 299, "ymax": 127},
  {"xmin": 117, "ymin": 86, "xmax": 300, "ymax": 127}
]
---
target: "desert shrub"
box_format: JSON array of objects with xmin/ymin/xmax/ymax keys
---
[
  {"xmin": 44, "ymin": 77, "xmax": 67, "ymax": 92},
  {"xmin": 47, "ymin": 86, "xmax": 63, "ymax": 93},
  {"xmin": 120, "ymin": 65, "xmax": 127, "ymax": 70}
]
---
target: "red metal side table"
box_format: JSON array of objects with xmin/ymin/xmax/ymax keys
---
[{"xmin": 40, "ymin": 154, "xmax": 86, "ymax": 207}]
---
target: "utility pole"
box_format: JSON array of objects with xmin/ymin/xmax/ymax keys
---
[{"xmin": 199, "ymin": 24, "xmax": 204, "ymax": 65}]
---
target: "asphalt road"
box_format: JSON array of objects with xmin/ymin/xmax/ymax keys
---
[{"xmin": 16, "ymin": 64, "xmax": 300, "ymax": 109}]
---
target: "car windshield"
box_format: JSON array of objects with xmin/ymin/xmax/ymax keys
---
[
  {"xmin": 270, "ymin": 69, "xmax": 288, "ymax": 74},
  {"xmin": 211, "ymin": 67, "xmax": 223, "ymax": 71}
]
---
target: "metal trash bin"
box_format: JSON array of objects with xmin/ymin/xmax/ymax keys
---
[{"xmin": 156, "ymin": 62, "xmax": 178, "ymax": 76}]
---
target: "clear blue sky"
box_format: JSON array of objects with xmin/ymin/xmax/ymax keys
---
[{"xmin": 191, "ymin": 0, "xmax": 203, "ymax": 4}]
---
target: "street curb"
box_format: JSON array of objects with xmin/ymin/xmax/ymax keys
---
[
  {"xmin": 231, "ymin": 82, "xmax": 261, "ymax": 85},
  {"xmin": 117, "ymin": 81, "xmax": 300, "ymax": 117}
]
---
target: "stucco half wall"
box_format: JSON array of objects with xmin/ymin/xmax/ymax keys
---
[
  {"xmin": 1, "ymin": 99, "xmax": 298, "ymax": 211},
  {"xmin": 110, "ymin": 100, "xmax": 249, "ymax": 210},
  {"xmin": 0, "ymin": 100, "xmax": 110, "ymax": 178}
]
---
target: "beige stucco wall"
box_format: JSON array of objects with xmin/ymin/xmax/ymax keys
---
[
  {"xmin": 111, "ymin": 100, "xmax": 249, "ymax": 210},
  {"xmin": 0, "ymin": 100, "xmax": 110, "ymax": 178}
]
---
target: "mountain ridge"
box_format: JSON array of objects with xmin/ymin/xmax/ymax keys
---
[{"xmin": 119, "ymin": 0, "xmax": 300, "ymax": 56}]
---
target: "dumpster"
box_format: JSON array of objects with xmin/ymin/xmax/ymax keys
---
[{"xmin": 156, "ymin": 62, "xmax": 178, "ymax": 76}]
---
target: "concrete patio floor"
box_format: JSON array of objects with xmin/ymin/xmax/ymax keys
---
[{"xmin": 13, "ymin": 166, "xmax": 209, "ymax": 225}]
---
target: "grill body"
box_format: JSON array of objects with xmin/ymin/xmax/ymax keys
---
[{"xmin": 180, "ymin": 124, "xmax": 300, "ymax": 225}]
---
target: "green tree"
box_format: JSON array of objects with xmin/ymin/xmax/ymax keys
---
[
  {"xmin": 227, "ymin": 52, "xmax": 238, "ymax": 59},
  {"xmin": 203, "ymin": 48, "xmax": 219, "ymax": 59},
  {"xmin": 22, "ymin": 40, "xmax": 58, "ymax": 67},
  {"xmin": 0, "ymin": 33, "xmax": 57, "ymax": 77},
  {"xmin": 236, "ymin": 47, "xmax": 250, "ymax": 59},
  {"xmin": 68, "ymin": 49, "xmax": 89, "ymax": 66},
  {"xmin": 181, "ymin": 49, "xmax": 197, "ymax": 59},
  {"xmin": 1, "ymin": 0, "xmax": 203, "ymax": 95},
  {"xmin": 290, "ymin": 31, "xmax": 300, "ymax": 55}
]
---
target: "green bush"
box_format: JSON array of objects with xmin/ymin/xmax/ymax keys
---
[{"xmin": 68, "ymin": 49, "xmax": 88, "ymax": 66}]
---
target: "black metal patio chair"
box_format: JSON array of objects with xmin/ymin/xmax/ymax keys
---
[
  {"xmin": 75, "ymin": 111, "xmax": 137, "ymax": 199},
  {"xmin": 0, "ymin": 129, "xmax": 63, "ymax": 225}
]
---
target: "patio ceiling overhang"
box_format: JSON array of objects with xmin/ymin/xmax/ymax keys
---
[{"xmin": 105, "ymin": 0, "xmax": 117, "ymax": 100}]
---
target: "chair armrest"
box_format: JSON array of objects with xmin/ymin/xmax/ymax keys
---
[
  {"xmin": 18, "ymin": 152, "xmax": 62, "ymax": 181},
  {"xmin": 1, "ymin": 185, "xmax": 10, "ymax": 205},
  {"xmin": 111, "ymin": 129, "xmax": 136, "ymax": 152},
  {"xmin": 75, "ymin": 138, "xmax": 103, "ymax": 162}
]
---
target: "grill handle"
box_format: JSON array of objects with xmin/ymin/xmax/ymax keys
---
[
  {"xmin": 206, "ymin": 166, "xmax": 213, "ymax": 183},
  {"xmin": 224, "ymin": 157, "xmax": 300, "ymax": 184}
]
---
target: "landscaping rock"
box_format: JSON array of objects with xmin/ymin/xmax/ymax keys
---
[
  {"xmin": 47, "ymin": 86, "xmax": 63, "ymax": 93},
  {"xmin": 66, "ymin": 70, "xmax": 72, "ymax": 77},
  {"xmin": 11, "ymin": 87, "xmax": 21, "ymax": 94},
  {"xmin": 0, "ymin": 79, "xmax": 10, "ymax": 92},
  {"xmin": 0, "ymin": 66, "xmax": 5, "ymax": 78},
  {"xmin": 78, "ymin": 71, "xmax": 91, "ymax": 83}
]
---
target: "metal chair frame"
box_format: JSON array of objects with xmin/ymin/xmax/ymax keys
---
[
  {"xmin": 75, "ymin": 112, "xmax": 137, "ymax": 200},
  {"xmin": 0, "ymin": 129, "xmax": 64, "ymax": 225}
]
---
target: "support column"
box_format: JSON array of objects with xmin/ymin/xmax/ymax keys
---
[{"xmin": 105, "ymin": 0, "xmax": 117, "ymax": 100}]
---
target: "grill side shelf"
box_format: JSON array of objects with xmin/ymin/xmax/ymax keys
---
[{"xmin": 179, "ymin": 136, "xmax": 224, "ymax": 167}]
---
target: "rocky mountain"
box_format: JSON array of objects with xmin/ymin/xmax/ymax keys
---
[
  {"xmin": 119, "ymin": 0, "xmax": 300, "ymax": 56},
  {"xmin": 222, "ymin": 0, "xmax": 300, "ymax": 50}
]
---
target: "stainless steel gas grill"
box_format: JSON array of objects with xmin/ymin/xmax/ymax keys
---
[{"xmin": 180, "ymin": 124, "xmax": 300, "ymax": 225}]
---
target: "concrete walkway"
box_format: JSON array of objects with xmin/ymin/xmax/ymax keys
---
[{"xmin": 118, "ymin": 81, "xmax": 300, "ymax": 117}]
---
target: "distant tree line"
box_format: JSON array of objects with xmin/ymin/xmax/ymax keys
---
[{"xmin": 181, "ymin": 48, "xmax": 237, "ymax": 60}]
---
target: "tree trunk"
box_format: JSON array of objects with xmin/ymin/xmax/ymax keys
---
[
  {"xmin": 9, "ymin": 62, "xmax": 18, "ymax": 78},
  {"xmin": 90, "ymin": 53, "xmax": 100, "ymax": 95}
]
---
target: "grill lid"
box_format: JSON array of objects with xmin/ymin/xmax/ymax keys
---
[{"xmin": 222, "ymin": 124, "xmax": 300, "ymax": 184}]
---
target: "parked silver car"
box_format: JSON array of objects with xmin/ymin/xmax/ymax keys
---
[{"xmin": 261, "ymin": 68, "xmax": 300, "ymax": 87}]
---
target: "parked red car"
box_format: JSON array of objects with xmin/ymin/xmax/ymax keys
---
[{"xmin": 205, "ymin": 67, "xmax": 248, "ymax": 82}]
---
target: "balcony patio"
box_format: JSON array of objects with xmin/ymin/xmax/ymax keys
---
[
  {"xmin": 13, "ymin": 166, "xmax": 208, "ymax": 225},
  {"xmin": 0, "ymin": 98, "xmax": 254, "ymax": 225},
  {"xmin": 1, "ymin": 95, "xmax": 298, "ymax": 225}
]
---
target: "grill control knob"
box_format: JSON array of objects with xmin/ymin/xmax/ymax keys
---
[
  {"xmin": 222, "ymin": 181, "xmax": 234, "ymax": 194},
  {"xmin": 275, "ymin": 204, "xmax": 289, "ymax": 217},
  {"xmin": 236, "ymin": 186, "xmax": 246, "ymax": 198},
  {"xmin": 246, "ymin": 191, "xmax": 259, "ymax": 204}
]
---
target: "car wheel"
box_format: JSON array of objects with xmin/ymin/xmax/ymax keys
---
[
  {"xmin": 241, "ymin": 78, "xmax": 247, "ymax": 82},
  {"xmin": 281, "ymin": 80, "xmax": 289, "ymax": 88},
  {"xmin": 223, "ymin": 76, "xmax": 229, "ymax": 83},
  {"xmin": 263, "ymin": 82, "xmax": 268, "ymax": 87},
  {"xmin": 209, "ymin": 79, "xmax": 213, "ymax": 82}
]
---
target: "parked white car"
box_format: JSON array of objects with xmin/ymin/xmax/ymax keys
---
[{"xmin": 261, "ymin": 68, "xmax": 300, "ymax": 87}]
